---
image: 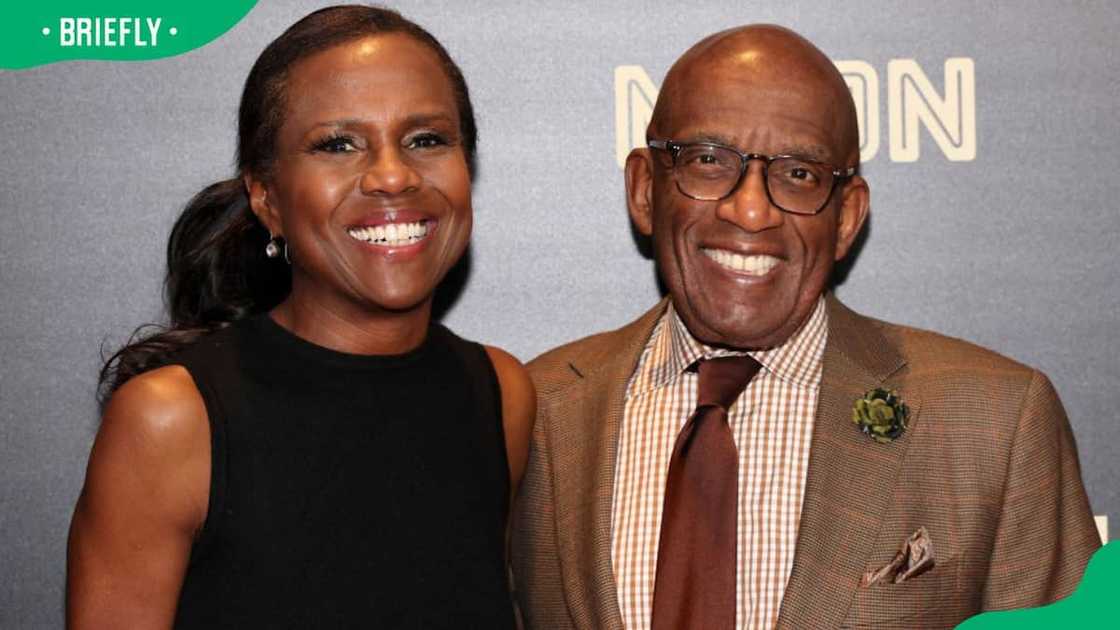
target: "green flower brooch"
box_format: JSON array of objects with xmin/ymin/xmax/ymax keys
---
[{"xmin": 852, "ymin": 388, "xmax": 910, "ymax": 443}]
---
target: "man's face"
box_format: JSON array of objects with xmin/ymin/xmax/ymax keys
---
[{"xmin": 630, "ymin": 55, "xmax": 868, "ymax": 349}]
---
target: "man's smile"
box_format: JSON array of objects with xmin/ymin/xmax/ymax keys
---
[{"xmin": 700, "ymin": 247, "xmax": 781, "ymax": 277}]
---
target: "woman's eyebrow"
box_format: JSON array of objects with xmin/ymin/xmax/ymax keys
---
[
  {"xmin": 400, "ymin": 112, "xmax": 457, "ymax": 127},
  {"xmin": 307, "ymin": 112, "xmax": 456, "ymax": 129},
  {"xmin": 305, "ymin": 117, "xmax": 364, "ymax": 131}
]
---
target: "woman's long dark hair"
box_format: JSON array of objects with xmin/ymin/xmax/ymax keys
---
[{"xmin": 98, "ymin": 5, "xmax": 477, "ymax": 404}]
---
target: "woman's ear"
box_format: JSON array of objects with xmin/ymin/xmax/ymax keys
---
[{"xmin": 243, "ymin": 173, "xmax": 281, "ymax": 236}]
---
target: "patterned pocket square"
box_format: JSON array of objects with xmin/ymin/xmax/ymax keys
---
[{"xmin": 860, "ymin": 526, "xmax": 936, "ymax": 587}]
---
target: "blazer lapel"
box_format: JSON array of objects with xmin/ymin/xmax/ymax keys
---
[
  {"xmin": 776, "ymin": 295, "xmax": 923, "ymax": 629},
  {"xmin": 548, "ymin": 300, "xmax": 669, "ymax": 630}
]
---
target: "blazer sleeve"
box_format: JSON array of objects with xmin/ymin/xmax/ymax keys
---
[
  {"xmin": 510, "ymin": 394, "xmax": 575, "ymax": 630},
  {"xmin": 980, "ymin": 369, "xmax": 1101, "ymax": 610}
]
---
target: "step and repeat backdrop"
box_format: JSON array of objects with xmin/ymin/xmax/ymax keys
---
[{"xmin": 1, "ymin": 1, "xmax": 1117, "ymax": 625}]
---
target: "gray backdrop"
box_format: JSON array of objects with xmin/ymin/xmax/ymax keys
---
[{"xmin": 2, "ymin": 1, "xmax": 1117, "ymax": 626}]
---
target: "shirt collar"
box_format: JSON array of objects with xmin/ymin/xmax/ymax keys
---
[{"xmin": 634, "ymin": 296, "xmax": 829, "ymax": 396}]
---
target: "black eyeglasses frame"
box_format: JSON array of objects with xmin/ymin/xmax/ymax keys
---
[{"xmin": 647, "ymin": 138, "xmax": 857, "ymax": 215}]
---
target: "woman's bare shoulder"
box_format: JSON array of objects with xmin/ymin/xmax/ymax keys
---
[
  {"xmin": 84, "ymin": 365, "xmax": 211, "ymax": 529},
  {"xmin": 99, "ymin": 365, "xmax": 209, "ymax": 455}
]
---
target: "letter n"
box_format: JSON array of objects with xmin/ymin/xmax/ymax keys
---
[
  {"xmin": 614, "ymin": 65, "xmax": 658, "ymax": 168},
  {"xmin": 888, "ymin": 58, "xmax": 976, "ymax": 162}
]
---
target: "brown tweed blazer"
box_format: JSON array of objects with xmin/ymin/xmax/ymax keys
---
[{"xmin": 510, "ymin": 295, "xmax": 1099, "ymax": 629}]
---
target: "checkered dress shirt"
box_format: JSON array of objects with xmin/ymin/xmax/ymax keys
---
[{"xmin": 612, "ymin": 298, "xmax": 828, "ymax": 630}]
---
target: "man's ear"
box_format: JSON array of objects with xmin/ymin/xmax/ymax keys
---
[
  {"xmin": 834, "ymin": 175, "xmax": 870, "ymax": 261},
  {"xmin": 625, "ymin": 148, "xmax": 655, "ymax": 237},
  {"xmin": 243, "ymin": 173, "xmax": 281, "ymax": 236}
]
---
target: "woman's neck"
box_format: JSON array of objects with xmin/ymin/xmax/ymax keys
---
[{"xmin": 269, "ymin": 293, "xmax": 432, "ymax": 356}]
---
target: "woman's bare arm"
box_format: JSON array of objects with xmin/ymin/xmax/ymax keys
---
[
  {"xmin": 483, "ymin": 346, "xmax": 536, "ymax": 502},
  {"xmin": 67, "ymin": 365, "xmax": 210, "ymax": 630}
]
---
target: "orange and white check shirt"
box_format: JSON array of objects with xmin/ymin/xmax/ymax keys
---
[{"xmin": 612, "ymin": 298, "xmax": 828, "ymax": 630}]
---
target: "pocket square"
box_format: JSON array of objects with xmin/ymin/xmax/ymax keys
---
[{"xmin": 860, "ymin": 526, "xmax": 936, "ymax": 587}]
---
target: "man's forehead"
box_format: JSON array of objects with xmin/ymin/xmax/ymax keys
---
[
  {"xmin": 652, "ymin": 26, "xmax": 858, "ymax": 163},
  {"xmin": 659, "ymin": 80, "xmax": 843, "ymax": 157}
]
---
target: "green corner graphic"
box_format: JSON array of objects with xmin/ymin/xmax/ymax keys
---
[
  {"xmin": 1, "ymin": 1, "xmax": 258, "ymax": 70},
  {"xmin": 958, "ymin": 541, "xmax": 1118, "ymax": 628}
]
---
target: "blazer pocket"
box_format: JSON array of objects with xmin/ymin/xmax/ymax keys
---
[{"xmin": 840, "ymin": 559, "xmax": 961, "ymax": 629}]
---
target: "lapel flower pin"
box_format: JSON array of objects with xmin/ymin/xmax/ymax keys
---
[{"xmin": 852, "ymin": 388, "xmax": 910, "ymax": 443}]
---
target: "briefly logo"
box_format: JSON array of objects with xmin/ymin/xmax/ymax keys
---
[
  {"xmin": 1, "ymin": 2, "xmax": 258, "ymax": 70},
  {"xmin": 48, "ymin": 17, "xmax": 173, "ymax": 48}
]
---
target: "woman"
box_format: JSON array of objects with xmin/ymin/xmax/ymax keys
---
[{"xmin": 66, "ymin": 6, "xmax": 533, "ymax": 628}]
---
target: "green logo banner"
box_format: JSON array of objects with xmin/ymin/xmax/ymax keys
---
[
  {"xmin": 958, "ymin": 542, "xmax": 1118, "ymax": 628},
  {"xmin": 1, "ymin": 1, "xmax": 258, "ymax": 70}
]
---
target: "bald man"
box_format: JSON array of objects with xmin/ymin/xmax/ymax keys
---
[{"xmin": 510, "ymin": 25, "xmax": 1099, "ymax": 630}]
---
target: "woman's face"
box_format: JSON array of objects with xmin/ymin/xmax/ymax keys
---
[{"xmin": 249, "ymin": 33, "xmax": 471, "ymax": 317}]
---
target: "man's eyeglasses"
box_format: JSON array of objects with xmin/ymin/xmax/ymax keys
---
[{"xmin": 647, "ymin": 139, "xmax": 856, "ymax": 216}]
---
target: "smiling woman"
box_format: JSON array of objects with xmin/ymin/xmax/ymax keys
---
[
  {"xmin": 246, "ymin": 32, "xmax": 474, "ymax": 338},
  {"xmin": 65, "ymin": 6, "xmax": 532, "ymax": 629}
]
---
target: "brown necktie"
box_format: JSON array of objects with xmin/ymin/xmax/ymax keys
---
[{"xmin": 651, "ymin": 355, "xmax": 762, "ymax": 630}]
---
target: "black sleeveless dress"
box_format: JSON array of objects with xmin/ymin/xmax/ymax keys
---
[{"xmin": 170, "ymin": 314, "xmax": 515, "ymax": 629}]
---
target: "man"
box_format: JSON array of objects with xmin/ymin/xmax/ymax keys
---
[{"xmin": 511, "ymin": 25, "xmax": 1099, "ymax": 630}]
